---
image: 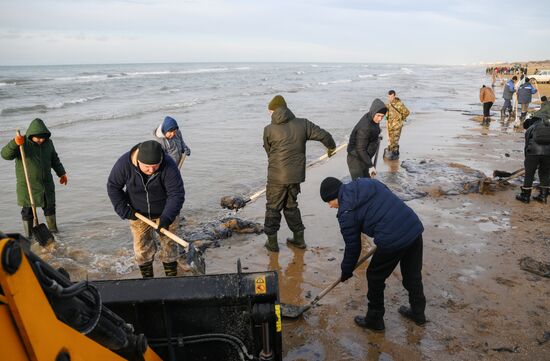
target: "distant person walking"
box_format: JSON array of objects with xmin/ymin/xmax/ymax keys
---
[
  {"xmin": 1, "ymin": 118, "xmax": 67, "ymax": 238},
  {"xmin": 518, "ymin": 78, "xmax": 538, "ymax": 121},
  {"xmin": 479, "ymin": 85, "xmax": 496, "ymax": 126},
  {"xmin": 153, "ymin": 116, "xmax": 191, "ymax": 167},
  {"xmin": 384, "ymin": 90, "xmax": 410, "ymax": 160},
  {"xmin": 347, "ymin": 99, "xmax": 387, "ymax": 179},
  {"xmin": 501, "ymin": 76, "xmax": 517, "ymax": 117},
  {"xmin": 319, "ymin": 177, "xmax": 426, "ymax": 331},
  {"xmin": 262, "ymin": 95, "xmax": 336, "ymax": 252}
]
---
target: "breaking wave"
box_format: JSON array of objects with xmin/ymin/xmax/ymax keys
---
[{"xmin": 1, "ymin": 95, "xmax": 104, "ymax": 116}]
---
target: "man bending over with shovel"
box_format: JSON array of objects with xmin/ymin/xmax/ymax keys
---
[
  {"xmin": 320, "ymin": 176, "xmax": 427, "ymax": 331},
  {"xmin": 107, "ymin": 140, "xmax": 185, "ymax": 278}
]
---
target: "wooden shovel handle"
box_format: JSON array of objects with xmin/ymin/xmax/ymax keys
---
[
  {"xmin": 16, "ymin": 129, "xmax": 39, "ymax": 226},
  {"xmin": 177, "ymin": 154, "xmax": 186, "ymax": 170},
  {"xmin": 134, "ymin": 212, "xmax": 189, "ymax": 249}
]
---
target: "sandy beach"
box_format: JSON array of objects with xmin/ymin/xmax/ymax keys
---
[{"xmin": 202, "ymin": 85, "xmax": 549, "ymax": 360}]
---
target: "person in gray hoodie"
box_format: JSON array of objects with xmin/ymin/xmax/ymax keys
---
[{"xmin": 153, "ymin": 116, "xmax": 191, "ymax": 167}]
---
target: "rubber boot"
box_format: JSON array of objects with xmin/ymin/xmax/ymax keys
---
[
  {"xmin": 286, "ymin": 230, "xmax": 306, "ymax": 249},
  {"xmin": 264, "ymin": 233, "xmax": 279, "ymax": 252},
  {"xmin": 163, "ymin": 261, "xmax": 178, "ymax": 277},
  {"xmin": 139, "ymin": 261, "xmax": 154, "ymax": 278},
  {"xmin": 398, "ymin": 306, "xmax": 427, "ymax": 325},
  {"xmin": 45, "ymin": 215, "xmax": 58, "ymax": 233},
  {"xmin": 515, "ymin": 187, "xmax": 532, "ymax": 204},
  {"xmin": 533, "ymin": 187, "xmax": 549, "ymax": 204},
  {"xmin": 22, "ymin": 220, "xmax": 33, "ymax": 239},
  {"xmin": 354, "ymin": 309, "xmax": 385, "ymax": 331}
]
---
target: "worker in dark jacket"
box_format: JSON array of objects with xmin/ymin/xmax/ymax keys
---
[
  {"xmin": 501, "ymin": 76, "xmax": 517, "ymax": 117},
  {"xmin": 517, "ymin": 78, "xmax": 538, "ymax": 121},
  {"xmin": 516, "ymin": 116, "xmax": 550, "ymax": 204},
  {"xmin": 347, "ymin": 99, "xmax": 387, "ymax": 180},
  {"xmin": 263, "ymin": 95, "xmax": 336, "ymax": 252},
  {"xmin": 107, "ymin": 140, "xmax": 185, "ymax": 278},
  {"xmin": 1, "ymin": 118, "xmax": 67, "ymax": 237},
  {"xmin": 320, "ymin": 177, "xmax": 426, "ymax": 331}
]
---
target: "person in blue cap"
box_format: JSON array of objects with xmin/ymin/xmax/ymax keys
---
[{"xmin": 154, "ymin": 116, "xmax": 191, "ymax": 167}]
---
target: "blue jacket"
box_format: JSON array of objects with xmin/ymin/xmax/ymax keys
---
[
  {"xmin": 107, "ymin": 143, "xmax": 185, "ymax": 224},
  {"xmin": 502, "ymin": 80, "xmax": 516, "ymax": 100},
  {"xmin": 518, "ymin": 83, "xmax": 537, "ymax": 104},
  {"xmin": 337, "ymin": 178, "xmax": 424, "ymax": 276}
]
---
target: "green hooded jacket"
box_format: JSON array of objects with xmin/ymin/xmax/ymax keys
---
[{"xmin": 1, "ymin": 118, "xmax": 65, "ymax": 208}]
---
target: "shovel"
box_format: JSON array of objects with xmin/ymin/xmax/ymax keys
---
[
  {"xmin": 492, "ymin": 168, "xmax": 525, "ymax": 181},
  {"xmin": 281, "ymin": 246, "xmax": 377, "ymax": 319},
  {"xmin": 16, "ymin": 129, "xmax": 55, "ymax": 247},
  {"xmin": 221, "ymin": 143, "xmax": 348, "ymax": 210},
  {"xmin": 134, "ymin": 212, "xmax": 206, "ymax": 275}
]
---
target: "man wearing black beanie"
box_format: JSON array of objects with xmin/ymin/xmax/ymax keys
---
[
  {"xmin": 320, "ymin": 176, "xmax": 427, "ymax": 331},
  {"xmin": 107, "ymin": 140, "xmax": 185, "ymax": 278}
]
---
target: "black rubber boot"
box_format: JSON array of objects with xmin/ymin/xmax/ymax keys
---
[
  {"xmin": 45, "ymin": 215, "xmax": 58, "ymax": 233},
  {"xmin": 398, "ymin": 306, "xmax": 427, "ymax": 326},
  {"xmin": 354, "ymin": 310, "xmax": 385, "ymax": 331},
  {"xmin": 533, "ymin": 187, "xmax": 549, "ymax": 204},
  {"xmin": 139, "ymin": 261, "xmax": 154, "ymax": 278},
  {"xmin": 264, "ymin": 233, "xmax": 279, "ymax": 252},
  {"xmin": 515, "ymin": 187, "xmax": 532, "ymax": 204},
  {"xmin": 286, "ymin": 230, "xmax": 306, "ymax": 249},
  {"xmin": 163, "ymin": 261, "xmax": 178, "ymax": 277},
  {"xmin": 22, "ymin": 220, "xmax": 33, "ymax": 239}
]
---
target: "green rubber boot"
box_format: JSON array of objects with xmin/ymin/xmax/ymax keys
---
[
  {"xmin": 264, "ymin": 233, "xmax": 279, "ymax": 252},
  {"xmin": 286, "ymin": 230, "xmax": 306, "ymax": 249},
  {"xmin": 22, "ymin": 220, "xmax": 33, "ymax": 239},
  {"xmin": 46, "ymin": 215, "xmax": 58, "ymax": 233},
  {"xmin": 163, "ymin": 261, "xmax": 178, "ymax": 277}
]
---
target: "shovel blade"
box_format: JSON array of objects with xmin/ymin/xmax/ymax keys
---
[
  {"xmin": 186, "ymin": 246, "xmax": 206, "ymax": 275},
  {"xmin": 280, "ymin": 303, "xmax": 310, "ymax": 319},
  {"xmin": 33, "ymin": 223, "xmax": 55, "ymax": 247}
]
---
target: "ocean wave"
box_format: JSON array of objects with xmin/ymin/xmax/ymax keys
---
[
  {"xmin": 358, "ymin": 74, "xmax": 374, "ymax": 78},
  {"xmin": 401, "ymin": 67, "xmax": 414, "ymax": 74},
  {"xmin": 318, "ymin": 79, "xmax": 352, "ymax": 85},
  {"xmin": 0, "ymin": 78, "xmax": 44, "ymax": 85},
  {"xmin": 1, "ymin": 95, "xmax": 104, "ymax": 116}
]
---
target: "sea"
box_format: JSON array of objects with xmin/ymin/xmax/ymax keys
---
[{"xmin": 0, "ymin": 62, "xmax": 485, "ymax": 277}]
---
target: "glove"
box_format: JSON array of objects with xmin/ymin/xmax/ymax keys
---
[
  {"xmin": 184, "ymin": 147, "xmax": 191, "ymax": 156},
  {"xmin": 327, "ymin": 147, "xmax": 336, "ymax": 158},
  {"xmin": 340, "ymin": 272, "xmax": 353, "ymax": 282},
  {"xmin": 126, "ymin": 206, "xmax": 138, "ymax": 221},
  {"xmin": 156, "ymin": 217, "xmax": 171, "ymax": 235},
  {"xmin": 59, "ymin": 174, "xmax": 68, "ymax": 185},
  {"xmin": 15, "ymin": 135, "xmax": 25, "ymax": 146},
  {"xmin": 369, "ymin": 167, "xmax": 377, "ymax": 178}
]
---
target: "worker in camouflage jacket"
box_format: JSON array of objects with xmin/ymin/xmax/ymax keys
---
[
  {"xmin": 1, "ymin": 118, "xmax": 67, "ymax": 238},
  {"xmin": 263, "ymin": 95, "xmax": 336, "ymax": 252},
  {"xmin": 384, "ymin": 90, "xmax": 410, "ymax": 160}
]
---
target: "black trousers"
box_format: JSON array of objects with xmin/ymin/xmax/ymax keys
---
[
  {"xmin": 264, "ymin": 183, "xmax": 305, "ymax": 236},
  {"xmin": 347, "ymin": 154, "xmax": 372, "ymax": 180},
  {"xmin": 366, "ymin": 234, "xmax": 426, "ymax": 316},
  {"xmin": 483, "ymin": 102, "xmax": 493, "ymax": 117},
  {"xmin": 523, "ymin": 155, "xmax": 550, "ymax": 188}
]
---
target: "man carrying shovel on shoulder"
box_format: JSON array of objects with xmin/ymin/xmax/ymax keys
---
[
  {"xmin": 319, "ymin": 176, "xmax": 427, "ymax": 331},
  {"xmin": 107, "ymin": 140, "xmax": 185, "ymax": 278}
]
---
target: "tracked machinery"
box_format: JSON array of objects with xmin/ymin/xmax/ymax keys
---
[{"xmin": 0, "ymin": 232, "xmax": 283, "ymax": 361}]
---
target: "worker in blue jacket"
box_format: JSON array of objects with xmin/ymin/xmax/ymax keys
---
[{"xmin": 319, "ymin": 177, "xmax": 427, "ymax": 331}]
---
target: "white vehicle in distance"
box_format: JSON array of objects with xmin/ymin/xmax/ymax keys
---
[{"xmin": 530, "ymin": 69, "xmax": 550, "ymax": 83}]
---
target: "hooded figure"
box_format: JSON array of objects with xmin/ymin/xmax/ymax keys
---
[
  {"xmin": 347, "ymin": 98, "xmax": 387, "ymax": 180},
  {"xmin": 153, "ymin": 116, "xmax": 191, "ymax": 167},
  {"xmin": 1, "ymin": 118, "xmax": 67, "ymax": 236}
]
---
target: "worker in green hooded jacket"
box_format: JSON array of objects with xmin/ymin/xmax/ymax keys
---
[{"xmin": 1, "ymin": 118, "xmax": 67, "ymax": 237}]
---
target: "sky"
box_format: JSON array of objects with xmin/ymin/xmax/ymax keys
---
[{"xmin": 0, "ymin": 0, "xmax": 549, "ymax": 66}]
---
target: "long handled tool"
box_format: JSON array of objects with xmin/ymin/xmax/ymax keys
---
[
  {"xmin": 16, "ymin": 129, "xmax": 54, "ymax": 246},
  {"xmin": 134, "ymin": 212, "xmax": 206, "ymax": 274},
  {"xmin": 177, "ymin": 154, "xmax": 186, "ymax": 170},
  {"xmin": 492, "ymin": 168, "xmax": 525, "ymax": 182},
  {"xmin": 281, "ymin": 245, "xmax": 377, "ymax": 319},
  {"xmin": 220, "ymin": 143, "xmax": 348, "ymax": 210}
]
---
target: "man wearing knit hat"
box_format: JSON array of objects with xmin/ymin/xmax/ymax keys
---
[
  {"xmin": 153, "ymin": 116, "xmax": 191, "ymax": 167},
  {"xmin": 347, "ymin": 98, "xmax": 387, "ymax": 179},
  {"xmin": 107, "ymin": 140, "xmax": 185, "ymax": 278},
  {"xmin": 263, "ymin": 95, "xmax": 336, "ymax": 252},
  {"xmin": 320, "ymin": 176, "xmax": 427, "ymax": 331}
]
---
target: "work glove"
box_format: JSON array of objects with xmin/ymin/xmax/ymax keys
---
[
  {"xmin": 327, "ymin": 147, "xmax": 336, "ymax": 158},
  {"xmin": 15, "ymin": 135, "xmax": 25, "ymax": 146},
  {"xmin": 184, "ymin": 146, "xmax": 191, "ymax": 156},
  {"xmin": 126, "ymin": 206, "xmax": 138, "ymax": 221},
  {"xmin": 156, "ymin": 217, "xmax": 171, "ymax": 235},
  {"xmin": 59, "ymin": 174, "xmax": 68, "ymax": 185},
  {"xmin": 369, "ymin": 167, "xmax": 377, "ymax": 178},
  {"xmin": 340, "ymin": 271, "xmax": 353, "ymax": 283}
]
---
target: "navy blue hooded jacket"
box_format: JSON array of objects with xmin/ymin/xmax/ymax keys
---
[
  {"xmin": 337, "ymin": 178, "xmax": 424, "ymax": 276},
  {"xmin": 107, "ymin": 143, "xmax": 185, "ymax": 224}
]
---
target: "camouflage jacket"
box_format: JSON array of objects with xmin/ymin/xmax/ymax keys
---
[{"xmin": 387, "ymin": 98, "xmax": 410, "ymax": 123}]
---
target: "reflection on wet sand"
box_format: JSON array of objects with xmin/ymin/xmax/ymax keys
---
[{"xmin": 269, "ymin": 248, "xmax": 305, "ymax": 307}]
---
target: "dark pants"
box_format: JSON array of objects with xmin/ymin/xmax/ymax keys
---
[
  {"xmin": 264, "ymin": 183, "xmax": 305, "ymax": 236},
  {"xmin": 366, "ymin": 234, "xmax": 426, "ymax": 317},
  {"xmin": 503, "ymin": 99, "xmax": 513, "ymax": 113},
  {"xmin": 347, "ymin": 153, "xmax": 371, "ymax": 180},
  {"xmin": 523, "ymin": 155, "xmax": 550, "ymax": 188},
  {"xmin": 483, "ymin": 102, "xmax": 493, "ymax": 117}
]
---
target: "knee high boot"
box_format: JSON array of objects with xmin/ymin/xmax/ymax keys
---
[
  {"xmin": 286, "ymin": 230, "xmax": 306, "ymax": 249},
  {"xmin": 45, "ymin": 215, "xmax": 58, "ymax": 233},
  {"xmin": 515, "ymin": 187, "xmax": 532, "ymax": 203},
  {"xmin": 533, "ymin": 187, "xmax": 549, "ymax": 204},
  {"xmin": 139, "ymin": 261, "xmax": 154, "ymax": 278},
  {"xmin": 22, "ymin": 220, "xmax": 33, "ymax": 239},
  {"xmin": 264, "ymin": 233, "xmax": 279, "ymax": 252},
  {"xmin": 163, "ymin": 261, "xmax": 178, "ymax": 277}
]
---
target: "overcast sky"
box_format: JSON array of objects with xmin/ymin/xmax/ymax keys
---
[{"xmin": 0, "ymin": 0, "xmax": 549, "ymax": 66}]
